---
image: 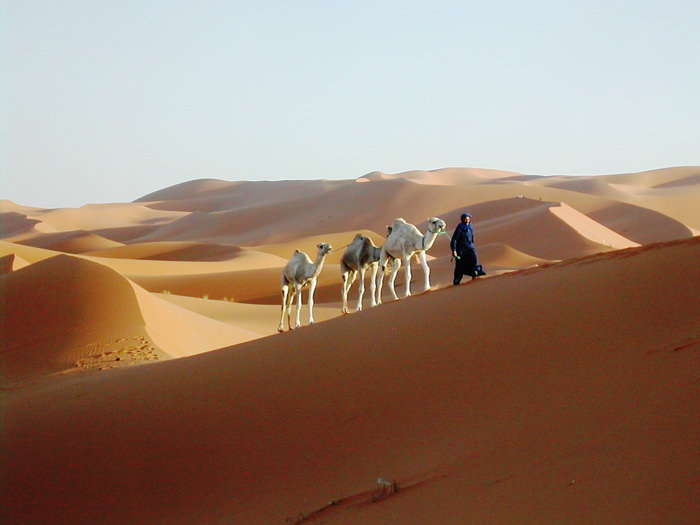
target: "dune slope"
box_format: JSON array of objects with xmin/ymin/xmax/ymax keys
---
[
  {"xmin": 0, "ymin": 254, "xmax": 166, "ymax": 381},
  {"xmin": 3, "ymin": 237, "xmax": 699, "ymax": 523},
  {"xmin": 0, "ymin": 255, "xmax": 261, "ymax": 383}
]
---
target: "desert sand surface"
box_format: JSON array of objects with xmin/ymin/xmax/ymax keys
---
[{"xmin": 1, "ymin": 166, "xmax": 699, "ymax": 523}]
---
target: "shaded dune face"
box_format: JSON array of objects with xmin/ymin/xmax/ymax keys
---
[
  {"xmin": 0, "ymin": 211, "xmax": 41, "ymax": 236},
  {"xmin": 0, "ymin": 254, "xmax": 160, "ymax": 381}
]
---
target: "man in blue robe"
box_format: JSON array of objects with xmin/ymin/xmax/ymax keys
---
[{"xmin": 450, "ymin": 212, "xmax": 485, "ymax": 284}]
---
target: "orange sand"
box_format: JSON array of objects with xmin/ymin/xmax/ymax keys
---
[{"xmin": 1, "ymin": 166, "xmax": 699, "ymax": 523}]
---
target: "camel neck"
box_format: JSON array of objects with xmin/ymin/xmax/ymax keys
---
[
  {"xmin": 313, "ymin": 252, "xmax": 327, "ymax": 275},
  {"xmin": 422, "ymin": 229, "xmax": 438, "ymax": 250}
]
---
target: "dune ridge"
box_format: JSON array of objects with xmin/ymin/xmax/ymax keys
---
[{"xmin": 548, "ymin": 202, "xmax": 640, "ymax": 248}]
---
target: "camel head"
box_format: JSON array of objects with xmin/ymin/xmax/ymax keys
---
[
  {"xmin": 317, "ymin": 242, "xmax": 332, "ymax": 256},
  {"xmin": 426, "ymin": 217, "xmax": 447, "ymax": 235}
]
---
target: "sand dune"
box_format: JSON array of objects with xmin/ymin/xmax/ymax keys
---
[
  {"xmin": 586, "ymin": 201, "xmax": 694, "ymax": 244},
  {"xmin": 15, "ymin": 230, "xmax": 124, "ymax": 253},
  {"xmin": 126, "ymin": 169, "xmax": 699, "ymax": 247},
  {"xmin": 154, "ymin": 293, "xmax": 341, "ymax": 338},
  {"xmin": 359, "ymin": 167, "xmax": 525, "ymax": 185},
  {"xmin": 156, "ymin": 293, "xmax": 281, "ymax": 336},
  {"xmin": 130, "ymin": 264, "xmax": 332, "ymax": 305},
  {"xmin": 85, "ymin": 241, "xmax": 243, "ymax": 261},
  {"xmin": 0, "ymin": 240, "xmax": 76, "ymax": 265},
  {"xmin": 2, "ymin": 236, "xmax": 698, "ymax": 523},
  {"xmin": 0, "ymin": 211, "xmax": 42, "ymax": 237},
  {"xmin": 138, "ymin": 179, "xmax": 344, "ymax": 214},
  {"xmin": 0, "ymin": 254, "xmax": 167, "ymax": 382},
  {"xmin": 2, "ymin": 167, "xmax": 699, "ymax": 523},
  {"xmin": 538, "ymin": 167, "xmax": 700, "ymax": 230},
  {"xmin": 130, "ymin": 281, "xmax": 261, "ymax": 358},
  {"xmin": 472, "ymin": 199, "xmax": 615, "ymax": 260},
  {"xmin": 548, "ymin": 202, "xmax": 640, "ymax": 249},
  {"xmin": 476, "ymin": 242, "xmax": 550, "ymax": 271},
  {"xmin": 251, "ymin": 229, "xmax": 387, "ymax": 263},
  {"xmin": 25, "ymin": 202, "xmax": 187, "ymax": 231},
  {"xmin": 0, "ymin": 253, "xmax": 17, "ymax": 274},
  {"xmin": 90, "ymin": 249, "xmax": 285, "ymax": 276},
  {"xmin": 602, "ymin": 166, "xmax": 700, "ymax": 188},
  {"xmin": 0, "ymin": 254, "xmax": 265, "ymax": 383}
]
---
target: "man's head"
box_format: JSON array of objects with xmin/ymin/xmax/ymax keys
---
[{"xmin": 460, "ymin": 213, "xmax": 472, "ymax": 224}]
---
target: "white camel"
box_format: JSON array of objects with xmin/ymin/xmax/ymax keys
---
[
  {"xmin": 278, "ymin": 242, "xmax": 332, "ymax": 332},
  {"xmin": 375, "ymin": 217, "xmax": 447, "ymax": 303},
  {"xmin": 340, "ymin": 234, "xmax": 382, "ymax": 313}
]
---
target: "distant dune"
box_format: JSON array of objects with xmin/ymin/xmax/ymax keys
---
[
  {"xmin": 15, "ymin": 230, "xmax": 124, "ymax": 253},
  {"xmin": 1, "ymin": 166, "xmax": 699, "ymax": 523}
]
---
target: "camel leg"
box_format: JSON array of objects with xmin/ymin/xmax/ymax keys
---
[
  {"xmin": 343, "ymin": 271, "xmax": 357, "ymax": 314},
  {"xmin": 279, "ymin": 284, "xmax": 289, "ymax": 331},
  {"xmin": 403, "ymin": 256, "xmax": 412, "ymax": 298},
  {"xmin": 285, "ymin": 286, "xmax": 294, "ymax": 330},
  {"xmin": 307, "ymin": 278, "xmax": 317, "ymax": 325},
  {"xmin": 341, "ymin": 271, "xmax": 350, "ymax": 314},
  {"xmin": 294, "ymin": 286, "xmax": 303, "ymax": 328},
  {"xmin": 369, "ymin": 262, "xmax": 378, "ymax": 307},
  {"xmin": 418, "ymin": 250, "xmax": 431, "ymax": 291},
  {"xmin": 388, "ymin": 259, "xmax": 401, "ymax": 300},
  {"xmin": 287, "ymin": 287, "xmax": 297, "ymax": 330},
  {"xmin": 376, "ymin": 254, "xmax": 387, "ymax": 305},
  {"xmin": 356, "ymin": 267, "xmax": 366, "ymax": 311}
]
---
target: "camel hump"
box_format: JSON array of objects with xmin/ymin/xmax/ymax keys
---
[
  {"xmin": 291, "ymin": 249, "xmax": 311, "ymax": 263},
  {"xmin": 388, "ymin": 217, "xmax": 413, "ymax": 235}
]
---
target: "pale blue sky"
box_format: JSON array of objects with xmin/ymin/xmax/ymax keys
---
[{"xmin": 3, "ymin": 0, "xmax": 699, "ymax": 208}]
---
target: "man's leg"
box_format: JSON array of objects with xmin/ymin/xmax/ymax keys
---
[
  {"xmin": 464, "ymin": 250, "xmax": 478, "ymax": 279},
  {"xmin": 453, "ymin": 258, "xmax": 463, "ymax": 285}
]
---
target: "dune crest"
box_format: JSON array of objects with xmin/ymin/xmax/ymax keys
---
[
  {"xmin": 549, "ymin": 202, "xmax": 640, "ymax": 249},
  {"xmin": 130, "ymin": 282, "xmax": 261, "ymax": 357}
]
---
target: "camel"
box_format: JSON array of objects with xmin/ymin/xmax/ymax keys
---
[
  {"xmin": 278, "ymin": 242, "xmax": 332, "ymax": 332},
  {"xmin": 340, "ymin": 234, "xmax": 382, "ymax": 313},
  {"xmin": 375, "ymin": 217, "xmax": 447, "ymax": 304}
]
